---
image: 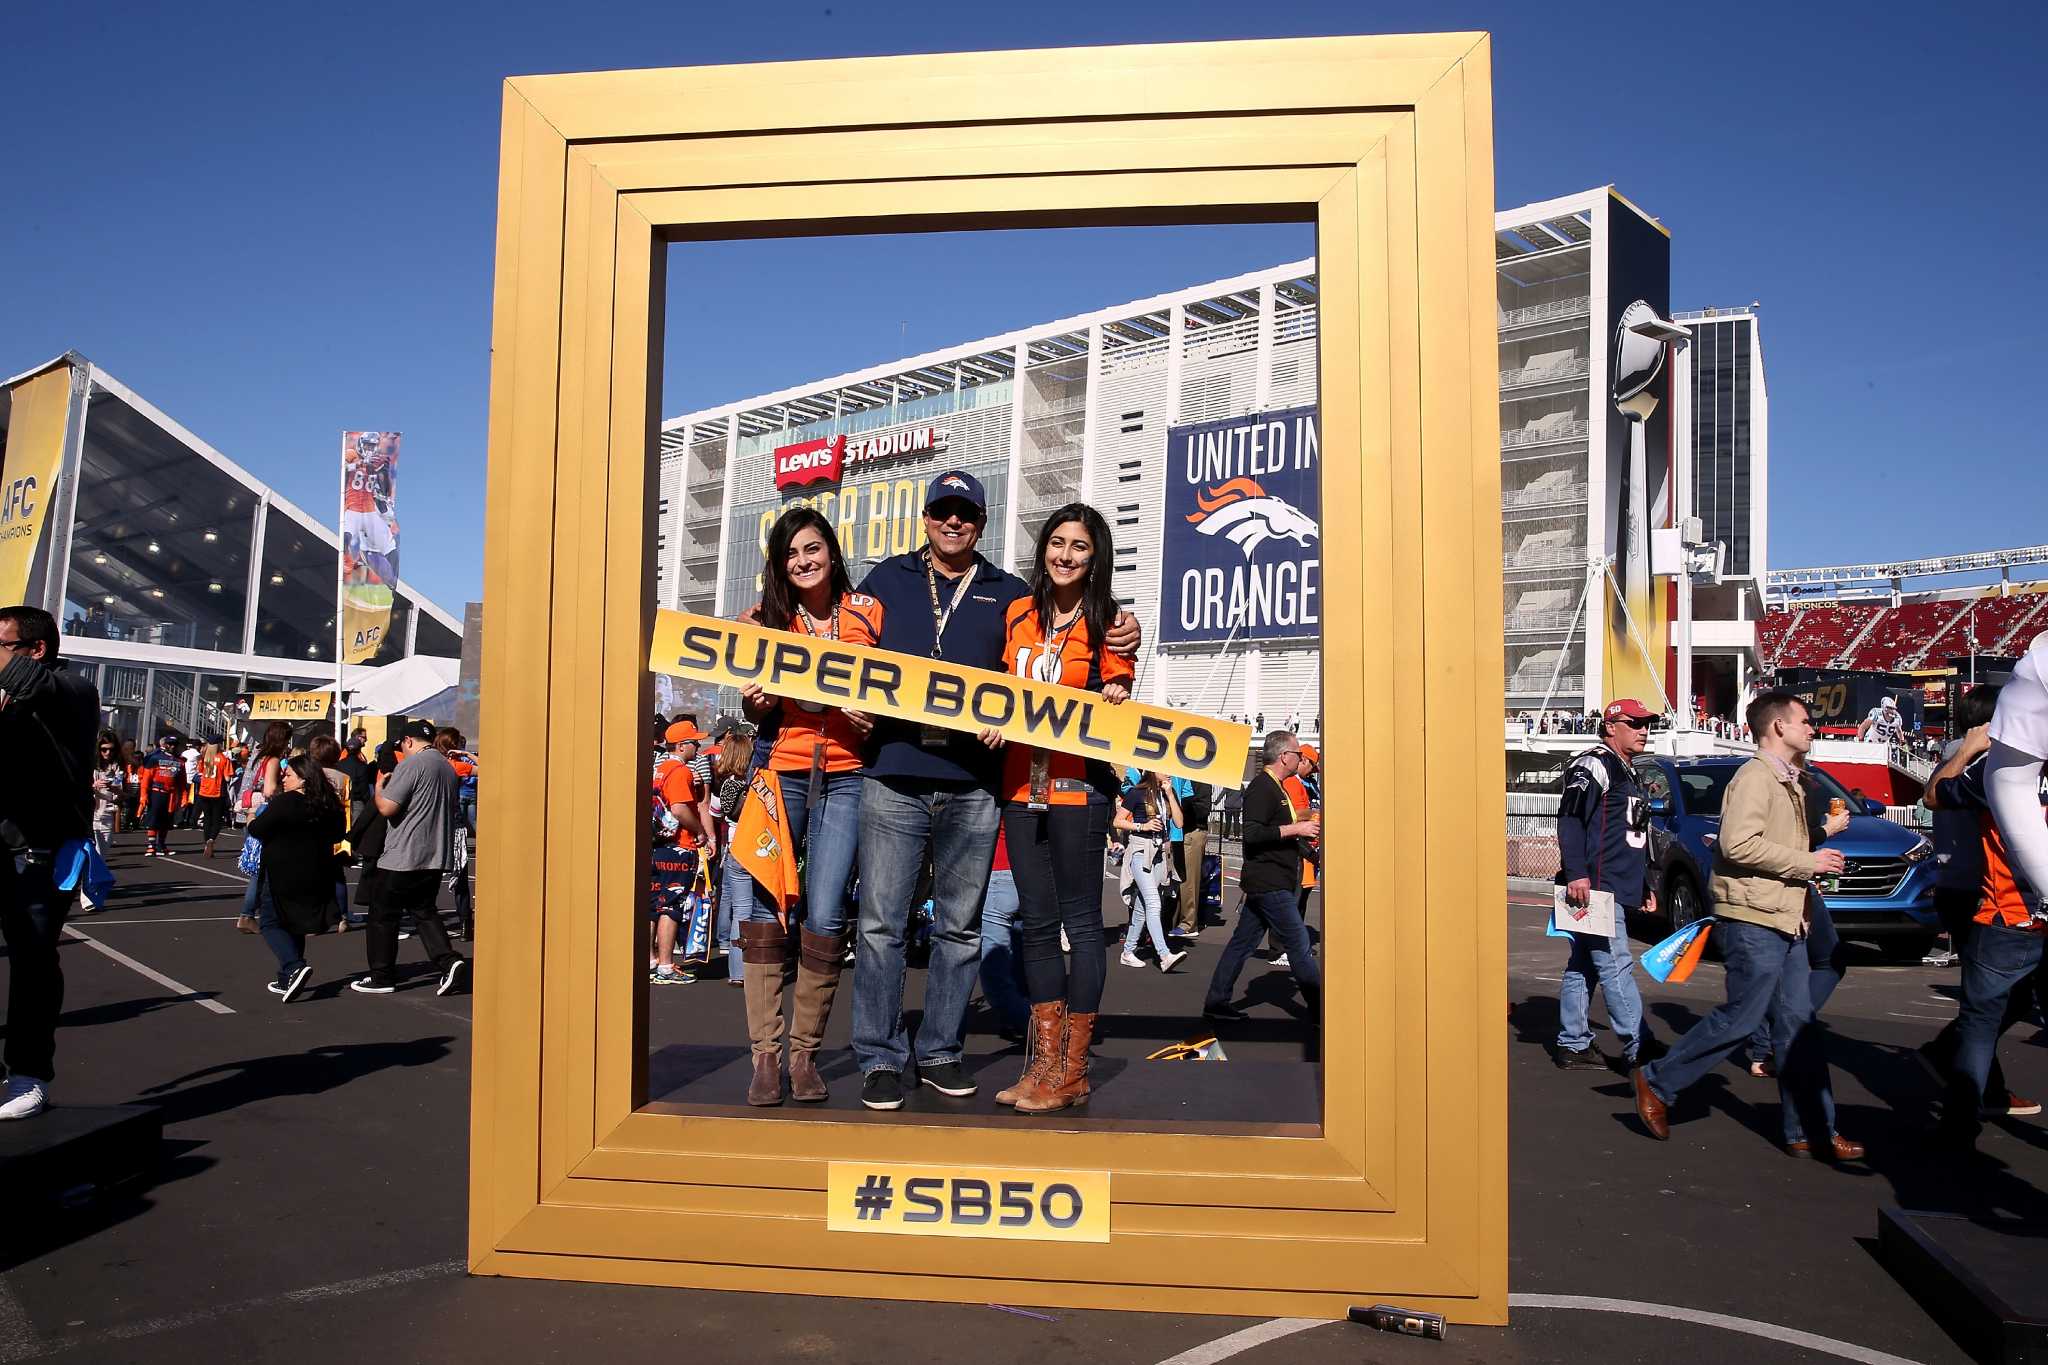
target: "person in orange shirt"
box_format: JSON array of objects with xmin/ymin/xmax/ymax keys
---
[
  {"xmin": 194, "ymin": 739, "xmax": 235, "ymax": 857},
  {"xmin": 651, "ymin": 719, "xmax": 713, "ymax": 985},
  {"xmin": 727, "ymin": 508, "xmax": 881, "ymax": 1107},
  {"xmin": 980, "ymin": 502, "xmax": 1133, "ymax": 1115},
  {"xmin": 135, "ymin": 733, "xmax": 187, "ymax": 858}
]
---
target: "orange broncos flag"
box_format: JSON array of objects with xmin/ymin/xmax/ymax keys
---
[{"xmin": 734, "ymin": 769, "xmax": 800, "ymax": 927}]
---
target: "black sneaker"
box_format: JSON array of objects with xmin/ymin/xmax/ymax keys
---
[
  {"xmin": 1553, "ymin": 1047, "xmax": 1607, "ymax": 1071},
  {"xmin": 861, "ymin": 1071, "xmax": 905, "ymax": 1111},
  {"xmin": 436, "ymin": 959, "xmax": 469, "ymax": 997},
  {"xmin": 350, "ymin": 977, "xmax": 397, "ymax": 995},
  {"xmin": 279, "ymin": 963, "xmax": 313, "ymax": 1003},
  {"xmin": 1202, "ymin": 1002, "xmax": 1249, "ymax": 1022},
  {"xmin": 918, "ymin": 1061, "xmax": 977, "ymax": 1098}
]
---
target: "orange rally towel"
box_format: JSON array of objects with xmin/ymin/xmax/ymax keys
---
[{"xmin": 733, "ymin": 769, "xmax": 800, "ymax": 926}]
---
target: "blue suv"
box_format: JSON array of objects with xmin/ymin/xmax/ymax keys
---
[{"xmin": 1633, "ymin": 755, "xmax": 1939, "ymax": 956}]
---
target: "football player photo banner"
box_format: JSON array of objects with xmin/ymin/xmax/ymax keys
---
[
  {"xmin": 1157, "ymin": 405, "xmax": 1321, "ymax": 645},
  {"xmin": 340, "ymin": 430, "xmax": 401, "ymax": 665}
]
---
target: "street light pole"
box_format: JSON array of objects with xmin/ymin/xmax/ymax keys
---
[{"xmin": 1613, "ymin": 301, "xmax": 1691, "ymax": 724}]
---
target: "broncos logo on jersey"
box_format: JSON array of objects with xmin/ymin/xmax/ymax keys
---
[{"xmin": 1184, "ymin": 476, "xmax": 1320, "ymax": 560}]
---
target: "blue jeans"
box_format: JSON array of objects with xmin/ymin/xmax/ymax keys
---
[
  {"xmin": 1747, "ymin": 891, "xmax": 1844, "ymax": 1061},
  {"xmin": 851, "ymin": 777, "xmax": 999, "ymax": 1076},
  {"xmin": 251, "ymin": 873, "xmax": 304, "ymax": 980},
  {"xmin": 1556, "ymin": 913, "xmax": 1645, "ymax": 1059},
  {"xmin": 1644, "ymin": 917, "xmax": 1836, "ymax": 1145},
  {"xmin": 713, "ymin": 852, "xmax": 743, "ymax": 981},
  {"xmin": 1943, "ymin": 919, "xmax": 2045, "ymax": 1142},
  {"xmin": 729, "ymin": 770, "xmax": 863, "ymax": 938},
  {"xmin": 1204, "ymin": 887, "xmax": 1321, "ymax": 1012},
  {"xmin": 977, "ymin": 868, "xmax": 1028, "ymax": 1032},
  {"xmin": 1121, "ymin": 845, "xmax": 1171, "ymax": 959}
]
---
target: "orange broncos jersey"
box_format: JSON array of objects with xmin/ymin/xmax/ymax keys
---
[
  {"xmin": 1000, "ymin": 597, "xmax": 1134, "ymax": 807},
  {"xmin": 766, "ymin": 594, "xmax": 885, "ymax": 774},
  {"xmin": 659, "ymin": 761, "xmax": 705, "ymax": 851},
  {"xmin": 1282, "ymin": 773, "xmax": 1319, "ymax": 888},
  {"xmin": 343, "ymin": 453, "xmax": 385, "ymax": 513}
]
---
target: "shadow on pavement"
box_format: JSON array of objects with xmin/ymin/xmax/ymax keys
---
[{"xmin": 138, "ymin": 1035, "xmax": 458, "ymax": 1126}]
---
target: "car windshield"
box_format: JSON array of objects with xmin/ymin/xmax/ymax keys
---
[{"xmin": 1675, "ymin": 762, "xmax": 1860, "ymax": 816}]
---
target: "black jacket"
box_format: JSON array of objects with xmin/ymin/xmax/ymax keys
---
[
  {"xmin": 0, "ymin": 653, "xmax": 101, "ymax": 851},
  {"xmin": 1557, "ymin": 746, "xmax": 1650, "ymax": 908},
  {"xmin": 248, "ymin": 789, "xmax": 345, "ymax": 934}
]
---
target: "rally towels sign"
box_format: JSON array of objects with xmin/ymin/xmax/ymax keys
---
[
  {"xmin": 1157, "ymin": 404, "xmax": 1320, "ymax": 646},
  {"xmin": 648, "ymin": 611, "xmax": 1251, "ymax": 786}
]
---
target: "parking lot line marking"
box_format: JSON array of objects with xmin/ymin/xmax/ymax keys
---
[
  {"xmin": 153, "ymin": 856, "xmax": 248, "ymax": 885},
  {"xmin": 1507, "ymin": 1293, "xmax": 1924, "ymax": 1365},
  {"xmin": 61, "ymin": 927, "xmax": 234, "ymax": 1015},
  {"xmin": 74, "ymin": 916, "xmax": 239, "ymax": 925},
  {"xmin": 1151, "ymin": 1316, "xmax": 1327, "ymax": 1364}
]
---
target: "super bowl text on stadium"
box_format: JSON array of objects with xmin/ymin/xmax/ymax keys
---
[{"xmin": 647, "ymin": 610, "xmax": 1250, "ymax": 784}]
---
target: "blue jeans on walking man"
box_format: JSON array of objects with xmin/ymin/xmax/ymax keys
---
[
  {"xmin": 1641, "ymin": 917, "xmax": 1837, "ymax": 1145},
  {"xmin": 851, "ymin": 777, "xmax": 999, "ymax": 1079},
  {"xmin": 1941, "ymin": 919, "xmax": 2044, "ymax": 1145},
  {"xmin": 1556, "ymin": 918, "xmax": 1644, "ymax": 1061},
  {"xmin": 1204, "ymin": 887, "xmax": 1321, "ymax": 1013}
]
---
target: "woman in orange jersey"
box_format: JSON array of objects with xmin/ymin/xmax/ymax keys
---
[
  {"xmin": 728, "ymin": 507, "xmax": 881, "ymax": 1107},
  {"xmin": 194, "ymin": 739, "xmax": 236, "ymax": 857},
  {"xmin": 981, "ymin": 503, "xmax": 1133, "ymax": 1115}
]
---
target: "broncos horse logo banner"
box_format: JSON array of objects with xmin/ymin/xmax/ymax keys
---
[{"xmin": 1158, "ymin": 405, "xmax": 1321, "ymax": 645}]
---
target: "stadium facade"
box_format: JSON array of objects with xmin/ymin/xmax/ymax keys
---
[
  {"xmin": 0, "ymin": 352, "xmax": 464, "ymax": 742},
  {"xmin": 657, "ymin": 187, "xmax": 1766, "ymax": 732}
]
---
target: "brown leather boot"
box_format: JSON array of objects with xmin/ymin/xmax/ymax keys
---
[
  {"xmin": 788, "ymin": 927, "xmax": 846, "ymax": 1102},
  {"xmin": 739, "ymin": 922, "xmax": 790, "ymax": 1106},
  {"xmin": 1017, "ymin": 1011, "xmax": 1095, "ymax": 1114},
  {"xmin": 997, "ymin": 1001, "xmax": 1067, "ymax": 1108}
]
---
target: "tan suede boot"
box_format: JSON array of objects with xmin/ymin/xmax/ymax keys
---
[
  {"xmin": 739, "ymin": 922, "xmax": 790, "ymax": 1106},
  {"xmin": 1016, "ymin": 1011, "xmax": 1095, "ymax": 1114},
  {"xmin": 996, "ymin": 1001, "xmax": 1067, "ymax": 1108},
  {"xmin": 788, "ymin": 927, "xmax": 846, "ymax": 1102}
]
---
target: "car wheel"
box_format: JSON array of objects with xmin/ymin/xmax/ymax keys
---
[{"xmin": 1664, "ymin": 872, "xmax": 1704, "ymax": 932}]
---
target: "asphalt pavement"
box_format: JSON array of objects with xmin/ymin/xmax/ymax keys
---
[{"xmin": 0, "ymin": 832, "xmax": 2039, "ymax": 1363}]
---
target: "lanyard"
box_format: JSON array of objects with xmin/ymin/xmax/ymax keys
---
[
  {"xmin": 796, "ymin": 599, "xmax": 841, "ymax": 800},
  {"xmin": 923, "ymin": 550, "xmax": 977, "ymax": 660},
  {"xmin": 795, "ymin": 599, "xmax": 841, "ymax": 642}
]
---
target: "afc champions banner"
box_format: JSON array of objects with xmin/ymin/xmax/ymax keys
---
[
  {"xmin": 1, "ymin": 365, "xmax": 75, "ymax": 604},
  {"xmin": 1158, "ymin": 405, "xmax": 1321, "ymax": 645},
  {"xmin": 341, "ymin": 430, "xmax": 401, "ymax": 665}
]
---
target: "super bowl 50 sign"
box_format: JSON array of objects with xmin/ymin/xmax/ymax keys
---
[{"xmin": 1158, "ymin": 405, "xmax": 1320, "ymax": 645}]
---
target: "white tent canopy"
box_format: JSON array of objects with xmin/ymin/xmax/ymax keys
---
[{"xmin": 343, "ymin": 654, "xmax": 459, "ymax": 721}]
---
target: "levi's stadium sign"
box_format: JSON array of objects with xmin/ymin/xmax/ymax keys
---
[{"xmin": 773, "ymin": 426, "xmax": 949, "ymax": 493}]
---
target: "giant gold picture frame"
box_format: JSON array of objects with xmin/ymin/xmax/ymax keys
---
[{"xmin": 473, "ymin": 33, "xmax": 1506, "ymax": 1321}]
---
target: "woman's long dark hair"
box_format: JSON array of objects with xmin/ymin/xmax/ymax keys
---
[
  {"xmin": 96, "ymin": 729, "xmax": 122, "ymax": 767},
  {"xmin": 758, "ymin": 506, "xmax": 851, "ymax": 631},
  {"xmin": 1028, "ymin": 502, "xmax": 1117, "ymax": 649},
  {"xmin": 257, "ymin": 721, "xmax": 291, "ymax": 762},
  {"xmin": 286, "ymin": 753, "xmax": 341, "ymax": 822}
]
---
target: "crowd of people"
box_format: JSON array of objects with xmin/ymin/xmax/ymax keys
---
[
  {"xmin": 1549, "ymin": 659, "xmax": 2048, "ymax": 1159},
  {"xmin": 0, "ymin": 602, "xmax": 481, "ymax": 1120},
  {"xmin": 642, "ymin": 474, "xmax": 1325, "ymax": 1113}
]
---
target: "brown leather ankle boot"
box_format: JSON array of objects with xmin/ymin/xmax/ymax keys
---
[
  {"xmin": 738, "ymin": 922, "xmax": 790, "ymax": 1106},
  {"xmin": 997, "ymin": 1001, "xmax": 1067, "ymax": 1108},
  {"xmin": 787, "ymin": 927, "xmax": 846, "ymax": 1102},
  {"xmin": 1017, "ymin": 1011, "xmax": 1095, "ymax": 1113}
]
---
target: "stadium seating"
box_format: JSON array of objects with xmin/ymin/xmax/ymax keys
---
[
  {"xmin": 1847, "ymin": 601, "xmax": 1958, "ymax": 672},
  {"xmin": 1762, "ymin": 591, "xmax": 2048, "ymax": 675},
  {"xmin": 1766, "ymin": 603, "xmax": 1884, "ymax": 670}
]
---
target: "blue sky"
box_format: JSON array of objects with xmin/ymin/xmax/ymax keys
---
[{"xmin": 6, "ymin": 1, "xmax": 2044, "ymax": 610}]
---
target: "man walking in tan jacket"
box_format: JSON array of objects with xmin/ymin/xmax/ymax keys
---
[{"xmin": 1631, "ymin": 691, "xmax": 1865, "ymax": 1160}]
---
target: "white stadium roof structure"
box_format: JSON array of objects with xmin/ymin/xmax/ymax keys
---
[{"xmin": 1766, "ymin": 542, "xmax": 2048, "ymax": 606}]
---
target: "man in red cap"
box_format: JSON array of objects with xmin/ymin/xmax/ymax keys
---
[{"xmin": 1551, "ymin": 698, "xmax": 1659, "ymax": 1072}]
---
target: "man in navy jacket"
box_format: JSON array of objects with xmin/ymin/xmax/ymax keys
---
[
  {"xmin": 847, "ymin": 472, "xmax": 1138, "ymax": 1110},
  {"xmin": 1552, "ymin": 698, "xmax": 1658, "ymax": 1072}
]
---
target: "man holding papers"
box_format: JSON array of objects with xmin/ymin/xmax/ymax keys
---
[{"xmin": 1552, "ymin": 698, "xmax": 1659, "ymax": 1073}]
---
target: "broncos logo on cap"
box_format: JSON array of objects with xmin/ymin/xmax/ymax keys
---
[
  {"xmin": 1184, "ymin": 477, "xmax": 1319, "ymax": 560},
  {"xmin": 939, "ymin": 475, "xmax": 970, "ymax": 491}
]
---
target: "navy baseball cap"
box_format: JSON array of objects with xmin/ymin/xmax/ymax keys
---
[{"xmin": 924, "ymin": 471, "xmax": 987, "ymax": 517}]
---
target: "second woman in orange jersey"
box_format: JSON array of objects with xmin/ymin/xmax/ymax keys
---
[
  {"xmin": 728, "ymin": 507, "xmax": 882, "ymax": 1107},
  {"xmin": 981, "ymin": 502, "xmax": 1133, "ymax": 1115}
]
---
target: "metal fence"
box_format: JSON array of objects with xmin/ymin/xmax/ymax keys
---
[{"xmin": 1506, "ymin": 792, "xmax": 1562, "ymax": 880}]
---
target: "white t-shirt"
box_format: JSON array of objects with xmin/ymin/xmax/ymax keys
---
[
  {"xmin": 182, "ymin": 747, "xmax": 201, "ymax": 782},
  {"xmin": 1989, "ymin": 631, "xmax": 2048, "ymax": 761}
]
